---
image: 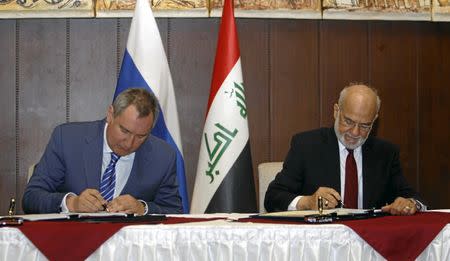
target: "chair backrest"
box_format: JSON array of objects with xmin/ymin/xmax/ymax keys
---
[{"xmin": 258, "ymin": 162, "xmax": 283, "ymax": 213}]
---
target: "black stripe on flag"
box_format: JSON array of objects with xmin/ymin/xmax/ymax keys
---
[{"xmin": 205, "ymin": 141, "xmax": 257, "ymax": 213}]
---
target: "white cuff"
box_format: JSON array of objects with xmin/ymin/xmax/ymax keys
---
[
  {"xmin": 138, "ymin": 200, "xmax": 148, "ymax": 215},
  {"xmin": 60, "ymin": 192, "xmax": 77, "ymax": 213},
  {"xmin": 412, "ymin": 198, "xmax": 427, "ymax": 211},
  {"xmin": 288, "ymin": 196, "xmax": 303, "ymax": 211}
]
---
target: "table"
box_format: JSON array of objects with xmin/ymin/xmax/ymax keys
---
[{"xmin": 0, "ymin": 213, "xmax": 449, "ymax": 261}]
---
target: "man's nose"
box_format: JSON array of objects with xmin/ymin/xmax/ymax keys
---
[
  {"xmin": 349, "ymin": 124, "xmax": 361, "ymax": 136},
  {"xmin": 123, "ymin": 135, "xmax": 135, "ymax": 149}
]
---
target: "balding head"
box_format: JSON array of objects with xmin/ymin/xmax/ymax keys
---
[
  {"xmin": 333, "ymin": 83, "xmax": 381, "ymax": 149},
  {"xmin": 338, "ymin": 84, "xmax": 380, "ymax": 117}
]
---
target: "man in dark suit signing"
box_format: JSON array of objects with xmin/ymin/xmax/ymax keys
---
[
  {"xmin": 23, "ymin": 88, "xmax": 183, "ymax": 215},
  {"xmin": 265, "ymin": 84, "xmax": 425, "ymax": 215}
]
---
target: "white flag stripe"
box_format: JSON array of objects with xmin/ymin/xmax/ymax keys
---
[{"xmin": 127, "ymin": 0, "xmax": 183, "ymax": 152}]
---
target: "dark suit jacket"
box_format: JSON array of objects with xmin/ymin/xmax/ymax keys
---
[
  {"xmin": 23, "ymin": 120, "xmax": 183, "ymax": 214},
  {"xmin": 264, "ymin": 127, "xmax": 421, "ymax": 212}
]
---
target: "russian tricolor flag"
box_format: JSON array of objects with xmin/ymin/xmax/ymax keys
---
[{"xmin": 114, "ymin": 0, "xmax": 189, "ymax": 213}]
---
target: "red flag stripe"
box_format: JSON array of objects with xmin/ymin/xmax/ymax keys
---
[{"xmin": 206, "ymin": 0, "xmax": 240, "ymax": 114}]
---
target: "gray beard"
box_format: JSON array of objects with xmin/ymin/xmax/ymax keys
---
[{"xmin": 334, "ymin": 117, "xmax": 368, "ymax": 150}]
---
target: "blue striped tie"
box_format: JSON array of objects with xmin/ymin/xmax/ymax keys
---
[{"xmin": 100, "ymin": 152, "xmax": 120, "ymax": 202}]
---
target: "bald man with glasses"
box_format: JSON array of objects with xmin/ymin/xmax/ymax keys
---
[{"xmin": 264, "ymin": 84, "xmax": 425, "ymax": 215}]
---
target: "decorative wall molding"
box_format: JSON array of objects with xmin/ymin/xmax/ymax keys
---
[
  {"xmin": 433, "ymin": 0, "xmax": 450, "ymax": 21},
  {"xmin": 0, "ymin": 0, "xmax": 94, "ymax": 18},
  {"xmin": 0, "ymin": 0, "xmax": 448, "ymax": 20}
]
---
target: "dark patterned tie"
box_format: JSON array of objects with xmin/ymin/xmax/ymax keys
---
[
  {"xmin": 344, "ymin": 149, "xmax": 358, "ymax": 209},
  {"xmin": 100, "ymin": 152, "xmax": 120, "ymax": 201}
]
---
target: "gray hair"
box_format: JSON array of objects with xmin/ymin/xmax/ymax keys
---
[
  {"xmin": 112, "ymin": 88, "xmax": 159, "ymax": 126},
  {"xmin": 338, "ymin": 83, "xmax": 381, "ymax": 113}
]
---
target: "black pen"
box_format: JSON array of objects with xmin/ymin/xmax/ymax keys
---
[{"xmin": 336, "ymin": 200, "xmax": 345, "ymax": 208}]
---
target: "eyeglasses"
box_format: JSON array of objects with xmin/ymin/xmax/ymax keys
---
[{"xmin": 338, "ymin": 109, "xmax": 374, "ymax": 132}]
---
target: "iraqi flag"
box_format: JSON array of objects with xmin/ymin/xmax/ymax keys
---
[
  {"xmin": 114, "ymin": 0, "xmax": 189, "ymax": 213},
  {"xmin": 190, "ymin": 0, "xmax": 257, "ymax": 213}
]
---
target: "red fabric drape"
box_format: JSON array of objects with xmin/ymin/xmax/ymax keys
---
[
  {"xmin": 17, "ymin": 217, "xmax": 223, "ymax": 261},
  {"xmin": 241, "ymin": 212, "xmax": 450, "ymax": 261},
  {"xmin": 340, "ymin": 212, "xmax": 450, "ymax": 261}
]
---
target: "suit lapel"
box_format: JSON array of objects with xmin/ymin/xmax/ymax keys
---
[
  {"xmin": 121, "ymin": 137, "xmax": 153, "ymax": 195},
  {"xmin": 325, "ymin": 128, "xmax": 341, "ymax": 193},
  {"xmin": 83, "ymin": 121, "xmax": 104, "ymax": 189},
  {"xmin": 362, "ymin": 137, "xmax": 375, "ymax": 208}
]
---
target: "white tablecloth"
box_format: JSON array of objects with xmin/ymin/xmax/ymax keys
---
[{"xmin": 0, "ymin": 216, "xmax": 449, "ymax": 261}]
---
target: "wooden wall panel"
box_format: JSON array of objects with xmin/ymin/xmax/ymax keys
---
[
  {"xmin": 158, "ymin": 18, "xmax": 169, "ymax": 53},
  {"xmin": 270, "ymin": 20, "xmax": 320, "ymax": 161},
  {"xmin": 17, "ymin": 19, "xmax": 67, "ymax": 213},
  {"xmin": 319, "ymin": 20, "xmax": 369, "ymax": 127},
  {"xmin": 169, "ymin": 18, "xmax": 218, "ymax": 199},
  {"xmin": 369, "ymin": 22, "xmax": 419, "ymax": 190},
  {"xmin": 70, "ymin": 19, "xmax": 118, "ymax": 122},
  {"xmin": 0, "ymin": 21, "xmax": 16, "ymax": 215},
  {"xmin": 118, "ymin": 18, "xmax": 132, "ymax": 77},
  {"xmin": 418, "ymin": 23, "xmax": 450, "ymax": 209},
  {"xmin": 237, "ymin": 19, "xmax": 270, "ymax": 197}
]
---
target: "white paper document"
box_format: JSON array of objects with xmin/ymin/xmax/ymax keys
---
[
  {"xmin": 9, "ymin": 213, "xmax": 70, "ymax": 221},
  {"xmin": 70, "ymin": 212, "xmax": 129, "ymax": 218},
  {"xmin": 3, "ymin": 212, "xmax": 130, "ymax": 221}
]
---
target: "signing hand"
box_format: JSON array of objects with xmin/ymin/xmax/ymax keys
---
[
  {"xmin": 66, "ymin": 188, "xmax": 107, "ymax": 213},
  {"xmin": 381, "ymin": 197, "xmax": 417, "ymax": 216},
  {"xmin": 297, "ymin": 187, "xmax": 341, "ymax": 210},
  {"xmin": 106, "ymin": 194, "xmax": 145, "ymax": 215}
]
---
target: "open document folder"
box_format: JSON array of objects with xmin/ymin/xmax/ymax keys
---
[{"xmin": 253, "ymin": 208, "xmax": 387, "ymax": 223}]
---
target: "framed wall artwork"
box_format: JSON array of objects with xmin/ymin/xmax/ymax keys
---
[
  {"xmin": 0, "ymin": 0, "xmax": 94, "ymax": 18},
  {"xmin": 210, "ymin": 0, "xmax": 321, "ymax": 19},
  {"xmin": 323, "ymin": 0, "xmax": 431, "ymax": 21},
  {"xmin": 433, "ymin": 0, "xmax": 450, "ymax": 21},
  {"xmin": 95, "ymin": 0, "xmax": 207, "ymax": 17}
]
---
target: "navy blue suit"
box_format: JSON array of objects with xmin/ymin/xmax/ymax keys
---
[
  {"xmin": 264, "ymin": 128, "xmax": 421, "ymax": 212},
  {"xmin": 23, "ymin": 120, "xmax": 183, "ymax": 214}
]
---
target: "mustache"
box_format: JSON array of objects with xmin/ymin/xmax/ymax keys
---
[{"xmin": 345, "ymin": 133, "xmax": 362, "ymax": 139}]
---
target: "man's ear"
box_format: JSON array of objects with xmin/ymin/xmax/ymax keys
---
[
  {"xmin": 333, "ymin": 104, "xmax": 339, "ymax": 120},
  {"xmin": 106, "ymin": 105, "xmax": 114, "ymax": 123}
]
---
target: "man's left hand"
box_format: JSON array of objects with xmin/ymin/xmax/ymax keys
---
[
  {"xmin": 381, "ymin": 197, "xmax": 417, "ymax": 216},
  {"xmin": 106, "ymin": 194, "xmax": 145, "ymax": 215}
]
